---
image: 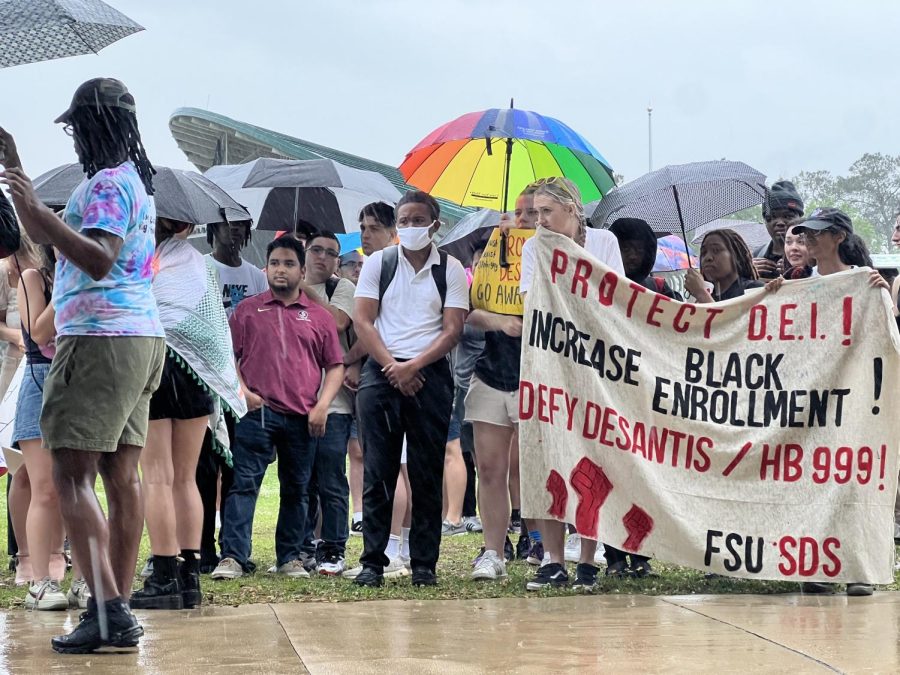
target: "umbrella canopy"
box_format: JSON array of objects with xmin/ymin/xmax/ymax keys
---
[
  {"xmin": 32, "ymin": 163, "xmax": 251, "ymax": 224},
  {"xmin": 205, "ymin": 158, "xmax": 402, "ymax": 233},
  {"xmin": 654, "ymin": 235, "xmax": 699, "ymax": 272},
  {"xmin": 0, "ymin": 0, "xmax": 143, "ymax": 69},
  {"xmin": 590, "ymin": 161, "xmax": 768, "ymax": 242},
  {"xmin": 691, "ymin": 218, "xmax": 771, "ymax": 251},
  {"xmin": 400, "ymin": 105, "xmax": 616, "ymax": 213}
]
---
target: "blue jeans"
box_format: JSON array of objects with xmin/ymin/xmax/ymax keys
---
[
  {"xmin": 303, "ymin": 413, "xmax": 352, "ymax": 558},
  {"xmin": 220, "ymin": 407, "xmax": 313, "ymax": 568}
]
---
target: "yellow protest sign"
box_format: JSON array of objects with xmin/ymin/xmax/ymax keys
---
[{"xmin": 471, "ymin": 228, "xmax": 536, "ymax": 316}]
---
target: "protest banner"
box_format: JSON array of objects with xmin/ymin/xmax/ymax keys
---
[
  {"xmin": 471, "ymin": 228, "xmax": 535, "ymax": 316},
  {"xmin": 520, "ymin": 228, "xmax": 900, "ymax": 583}
]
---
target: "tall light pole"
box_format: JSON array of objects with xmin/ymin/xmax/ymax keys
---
[{"xmin": 647, "ymin": 103, "xmax": 653, "ymax": 173}]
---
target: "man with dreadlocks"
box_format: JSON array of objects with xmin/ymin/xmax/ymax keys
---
[
  {"xmin": 0, "ymin": 78, "xmax": 165, "ymax": 654},
  {"xmin": 205, "ymin": 220, "xmax": 266, "ymax": 317}
]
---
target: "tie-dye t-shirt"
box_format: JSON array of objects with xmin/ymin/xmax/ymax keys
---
[{"xmin": 55, "ymin": 162, "xmax": 164, "ymax": 337}]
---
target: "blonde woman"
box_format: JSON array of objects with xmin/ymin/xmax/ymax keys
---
[{"xmin": 519, "ymin": 177, "xmax": 625, "ymax": 592}]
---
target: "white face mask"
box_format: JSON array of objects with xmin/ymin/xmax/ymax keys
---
[{"xmin": 397, "ymin": 222, "xmax": 435, "ymax": 251}]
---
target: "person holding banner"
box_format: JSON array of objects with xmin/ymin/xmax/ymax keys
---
[
  {"xmin": 684, "ymin": 229, "xmax": 763, "ymax": 303},
  {"xmin": 467, "ymin": 187, "xmax": 539, "ymax": 581},
  {"xmin": 783, "ymin": 207, "xmax": 886, "ymax": 596},
  {"xmin": 519, "ymin": 177, "xmax": 625, "ymax": 591}
]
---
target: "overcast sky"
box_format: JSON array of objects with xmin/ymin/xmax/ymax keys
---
[{"xmin": 3, "ymin": 0, "xmax": 898, "ymax": 185}]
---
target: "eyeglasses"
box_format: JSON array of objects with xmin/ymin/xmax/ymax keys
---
[
  {"xmin": 340, "ymin": 261, "xmax": 364, "ymax": 270},
  {"xmin": 802, "ymin": 228, "xmax": 835, "ymax": 241},
  {"xmin": 62, "ymin": 124, "xmax": 74, "ymax": 137},
  {"xmin": 306, "ymin": 245, "xmax": 339, "ymax": 258}
]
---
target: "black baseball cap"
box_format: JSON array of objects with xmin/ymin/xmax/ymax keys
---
[
  {"xmin": 54, "ymin": 78, "xmax": 136, "ymax": 124},
  {"xmin": 792, "ymin": 207, "xmax": 853, "ymax": 235}
]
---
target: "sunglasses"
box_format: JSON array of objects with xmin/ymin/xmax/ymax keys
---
[
  {"xmin": 307, "ymin": 245, "xmax": 339, "ymax": 258},
  {"xmin": 62, "ymin": 124, "xmax": 74, "ymax": 137},
  {"xmin": 529, "ymin": 176, "xmax": 576, "ymax": 200}
]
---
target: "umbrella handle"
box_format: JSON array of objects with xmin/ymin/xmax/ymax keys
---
[{"xmin": 499, "ymin": 231, "xmax": 510, "ymax": 268}]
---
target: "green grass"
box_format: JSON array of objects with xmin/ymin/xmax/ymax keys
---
[{"xmin": 1, "ymin": 466, "xmax": 898, "ymax": 608}]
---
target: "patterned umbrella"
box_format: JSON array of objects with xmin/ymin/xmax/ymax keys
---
[
  {"xmin": 654, "ymin": 235, "xmax": 698, "ymax": 272},
  {"xmin": 0, "ymin": 0, "xmax": 143, "ymax": 69},
  {"xmin": 590, "ymin": 161, "xmax": 768, "ymax": 255},
  {"xmin": 400, "ymin": 102, "xmax": 615, "ymax": 213}
]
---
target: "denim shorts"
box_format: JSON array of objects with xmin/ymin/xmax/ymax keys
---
[{"xmin": 13, "ymin": 362, "xmax": 51, "ymax": 446}]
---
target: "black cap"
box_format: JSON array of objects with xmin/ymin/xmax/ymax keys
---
[
  {"xmin": 54, "ymin": 78, "xmax": 136, "ymax": 124},
  {"xmin": 764, "ymin": 180, "xmax": 804, "ymax": 218},
  {"xmin": 793, "ymin": 207, "xmax": 853, "ymax": 235}
]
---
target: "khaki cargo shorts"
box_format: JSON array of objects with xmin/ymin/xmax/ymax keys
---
[{"xmin": 41, "ymin": 335, "xmax": 165, "ymax": 452}]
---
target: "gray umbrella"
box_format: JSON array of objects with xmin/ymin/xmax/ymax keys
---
[
  {"xmin": 0, "ymin": 0, "xmax": 143, "ymax": 69},
  {"xmin": 32, "ymin": 163, "xmax": 251, "ymax": 225},
  {"xmin": 589, "ymin": 161, "xmax": 768, "ymax": 252}
]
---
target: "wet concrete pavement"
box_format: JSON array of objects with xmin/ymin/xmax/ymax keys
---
[{"xmin": 1, "ymin": 593, "xmax": 897, "ymax": 673}]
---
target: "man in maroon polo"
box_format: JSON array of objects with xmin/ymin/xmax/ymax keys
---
[{"xmin": 212, "ymin": 236, "xmax": 344, "ymax": 580}]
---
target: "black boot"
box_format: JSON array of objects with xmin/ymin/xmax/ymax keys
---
[
  {"xmin": 130, "ymin": 555, "xmax": 183, "ymax": 610},
  {"xmin": 180, "ymin": 549, "xmax": 202, "ymax": 609},
  {"xmin": 51, "ymin": 597, "xmax": 143, "ymax": 654}
]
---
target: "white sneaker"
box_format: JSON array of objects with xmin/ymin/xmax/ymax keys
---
[
  {"xmin": 67, "ymin": 578, "xmax": 91, "ymax": 609},
  {"xmin": 211, "ymin": 557, "xmax": 244, "ymax": 580},
  {"xmin": 274, "ymin": 560, "xmax": 310, "ymax": 578},
  {"xmin": 384, "ymin": 557, "xmax": 410, "ymax": 579},
  {"xmin": 564, "ymin": 534, "xmax": 581, "ymax": 563},
  {"xmin": 343, "ymin": 564, "xmax": 363, "ymax": 580},
  {"xmin": 463, "ymin": 516, "xmax": 483, "ymax": 533},
  {"xmin": 471, "ymin": 550, "xmax": 507, "ymax": 581},
  {"xmin": 25, "ymin": 577, "xmax": 68, "ymax": 611},
  {"xmin": 594, "ymin": 543, "xmax": 606, "ymax": 565},
  {"xmin": 317, "ymin": 557, "xmax": 345, "ymax": 576}
]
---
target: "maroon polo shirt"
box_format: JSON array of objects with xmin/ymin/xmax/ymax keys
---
[{"xmin": 230, "ymin": 290, "xmax": 343, "ymax": 416}]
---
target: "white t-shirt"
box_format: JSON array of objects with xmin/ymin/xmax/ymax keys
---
[
  {"xmin": 520, "ymin": 227, "xmax": 625, "ymax": 295},
  {"xmin": 310, "ymin": 277, "xmax": 356, "ymax": 416},
  {"xmin": 205, "ymin": 255, "xmax": 268, "ymax": 316},
  {"xmin": 355, "ymin": 245, "xmax": 469, "ymax": 360}
]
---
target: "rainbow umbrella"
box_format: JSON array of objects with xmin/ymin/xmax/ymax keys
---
[
  {"xmin": 654, "ymin": 235, "xmax": 699, "ymax": 272},
  {"xmin": 400, "ymin": 101, "xmax": 615, "ymax": 214}
]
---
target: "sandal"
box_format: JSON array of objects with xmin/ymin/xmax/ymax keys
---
[{"xmin": 14, "ymin": 554, "xmax": 32, "ymax": 586}]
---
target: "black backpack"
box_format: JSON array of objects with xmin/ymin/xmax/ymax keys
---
[
  {"xmin": 378, "ymin": 245, "xmax": 447, "ymax": 308},
  {"xmin": 0, "ymin": 191, "xmax": 21, "ymax": 260}
]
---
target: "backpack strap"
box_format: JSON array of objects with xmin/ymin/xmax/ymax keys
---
[
  {"xmin": 379, "ymin": 246, "xmax": 447, "ymax": 310},
  {"xmin": 379, "ymin": 246, "xmax": 400, "ymax": 303},
  {"xmin": 324, "ymin": 276, "xmax": 339, "ymax": 302},
  {"xmin": 431, "ymin": 250, "xmax": 448, "ymax": 310}
]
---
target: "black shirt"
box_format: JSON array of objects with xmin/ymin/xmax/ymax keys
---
[
  {"xmin": 713, "ymin": 277, "xmax": 764, "ymax": 302},
  {"xmin": 473, "ymin": 331, "xmax": 521, "ymax": 392},
  {"xmin": 752, "ymin": 241, "xmax": 782, "ymax": 280}
]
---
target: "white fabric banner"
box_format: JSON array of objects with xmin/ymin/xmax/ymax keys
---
[{"xmin": 520, "ymin": 229, "xmax": 900, "ymax": 583}]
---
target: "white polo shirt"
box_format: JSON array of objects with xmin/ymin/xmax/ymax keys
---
[{"xmin": 355, "ymin": 244, "xmax": 469, "ymax": 360}]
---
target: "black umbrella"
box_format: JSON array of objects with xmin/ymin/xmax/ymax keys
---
[
  {"xmin": 204, "ymin": 158, "xmax": 402, "ymax": 234},
  {"xmin": 0, "ymin": 0, "xmax": 143, "ymax": 69},
  {"xmin": 589, "ymin": 161, "xmax": 768, "ymax": 262},
  {"xmin": 32, "ymin": 163, "xmax": 251, "ymax": 224}
]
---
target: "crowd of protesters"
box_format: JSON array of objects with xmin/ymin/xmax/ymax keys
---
[{"xmin": 0, "ymin": 78, "xmax": 898, "ymax": 655}]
